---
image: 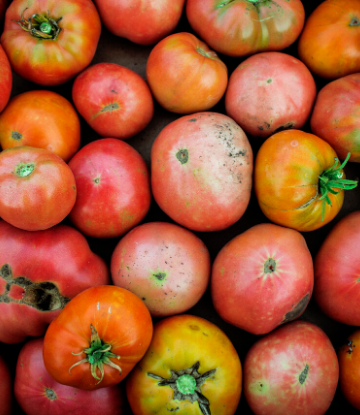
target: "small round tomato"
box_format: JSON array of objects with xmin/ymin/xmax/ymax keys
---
[
  {"xmin": 0, "ymin": 354, "xmax": 11, "ymax": 415},
  {"xmin": 0, "ymin": 44, "xmax": 12, "ymax": 114},
  {"xmin": 126, "ymin": 314, "xmax": 242, "ymax": 415},
  {"xmin": 43, "ymin": 285, "xmax": 153, "ymax": 391},
  {"xmin": 0, "ymin": 90, "xmax": 81, "ymax": 161}
]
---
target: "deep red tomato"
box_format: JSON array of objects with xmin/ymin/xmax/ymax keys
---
[
  {"xmin": 0, "ymin": 220, "xmax": 109, "ymax": 344},
  {"xmin": 151, "ymin": 112, "xmax": 253, "ymax": 232},
  {"xmin": 186, "ymin": 0, "xmax": 305, "ymax": 57},
  {"xmin": 0, "ymin": 146, "xmax": 76, "ymax": 231},
  {"xmin": 43, "ymin": 285, "xmax": 153, "ymax": 390},
  {"xmin": 72, "ymin": 63, "xmax": 154, "ymax": 140},
  {"xmin": 0, "ymin": 44, "xmax": 12, "ymax": 114},
  {"xmin": 126, "ymin": 314, "xmax": 242, "ymax": 415},
  {"xmin": 15, "ymin": 337, "xmax": 126, "ymax": 415},
  {"xmin": 111, "ymin": 221, "xmax": 211, "ymax": 317},
  {"xmin": 68, "ymin": 138, "xmax": 151, "ymax": 238},
  {"xmin": 0, "ymin": 90, "xmax": 81, "ymax": 161},
  {"xmin": 0, "ymin": 354, "xmax": 11, "ymax": 415},
  {"xmin": 1, "ymin": 0, "xmax": 101, "ymax": 85}
]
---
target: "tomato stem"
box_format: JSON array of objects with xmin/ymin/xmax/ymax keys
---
[{"xmin": 15, "ymin": 8, "xmax": 63, "ymax": 40}]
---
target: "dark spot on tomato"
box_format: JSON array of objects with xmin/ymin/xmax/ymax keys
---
[
  {"xmin": 273, "ymin": 122, "xmax": 295, "ymax": 134},
  {"xmin": 299, "ymin": 364, "xmax": 309, "ymax": 384},
  {"xmin": 267, "ymin": 78, "xmax": 272, "ymax": 83},
  {"xmin": 189, "ymin": 118, "xmax": 197, "ymax": 122},
  {"xmin": 11, "ymin": 131, "xmax": 23, "ymax": 140},
  {"xmin": 190, "ymin": 325, "xmax": 199, "ymax": 331},
  {"xmin": 176, "ymin": 149, "xmax": 189, "ymax": 164},
  {"xmin": 264, "ymin": 258, "xmax": 276, "ymax": 273},
  {"xmin": 281, "ymin": 293, "xmax": 310, "ymax": 323},
  {"xmin": 153, "ymin": 272, "xmax": 166, "ymax": 281},
  {"xmin": 45, "ymin": 387, "xmax": 57, "ymax": 400}
]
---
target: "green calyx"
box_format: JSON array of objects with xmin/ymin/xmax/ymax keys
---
[
  {"xmin": 16, "ymin": 8, "xmax": 63, "ymax": 40},
  {"xmin": 176, "ymin": 374, "xmax": 197, "ymax": 394},
  {"xmin": 318, "ymin": 152, "xmax": 358, "ymax": 221},
  {"xmin": 15, "ymin": 163, "xmax": 35, "ymax": 177},
  {"xmin": 69, "ymin": 324, "xmax": 122, "ymax": 385}
]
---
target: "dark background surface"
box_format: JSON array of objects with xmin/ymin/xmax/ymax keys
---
[{"xmin": 1, "ymin": 0, "xmax": 360, "ymax": 413}]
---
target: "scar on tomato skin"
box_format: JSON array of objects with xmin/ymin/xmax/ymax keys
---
[
  {"xmin": 93, "ymin": 176, "xmax": 101, "ymax": 185},
  {"xmin": 11, "ymin": 131, "xmax": 23, "ymax": 140},
  {"xmin": 176, "ymin": 149, "xmax": 189, "ymax": 164},
  {"xmin": 281, "ymin": 293, "xmax": 310, "ymax": 323},
  {"xmin": 91, "ymin": 102, "xmax": 121, "ymax": 119},
  {"xmin": 299, "ymin": 364, "xmax": 309, "ymax": 385}
]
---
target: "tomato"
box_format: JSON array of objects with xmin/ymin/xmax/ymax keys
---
[
  {"xmin": 186, "ymin": 0, "xmax": 305, "ymax": 57},
  {"xmin": 146, "ymin": 32, "xmax": 228, "ymax": 114},
  {"xmin": 0, "ymin": 44, "xmax": 12, "ymax": 114},
  {"xmin": 0, "ymin": 146, "xmax": 76, "ymax": 231},
  {"xmin": 93, "ymin": 0, "xmax": 185, "ymax": 45},
  {"xmin": 43, "ymin": 285, "xmax": 153, "ymax": 390},
  {"xmin": 151, "ymin": 112, "xmax": 253, "ymax": 232},
  {"xmin": 298, "ymin": 0, "xmax": 360, "ymax": 80},
  {"xmin": 225, "ymin": 52, "xmax": 316, "ymax": 138},
  {"xmin": 211, "ymin": 223, "xmax": 313, "ymax": 335},
  {"xmin": 0, "ymin": 354, "xmax": 11, "ymax": 415},
  {"xmin": 254, "ymin": 130, "xmax": 358, "ymax": 232},
  {"xmin": 0, "ymin": 220, "xmax": 109, "ymax": 344},
  {"xmin": 1, "ymin": 0, "xmax": 101, "ymax": 85},
  {"xmin": 311, "ymin": 73, "xmax": 360, "ymax": 163},
  {"xmin": 15, "ymin": 337, "xmax": 126, "ymax": 415},
  {"xmin": 244, "ymin": 321, "xmax": 339, "ymax": 415},
  {"xmin": 126, "ymin": 314, "xmax": 242, "ymax": 415},
  {"xmin": 0, "ymin": 90, "xmax": 81, "ymax": 161},
  {"xmin": 111, "ymin": 222, "xmax": 211, "ymax": 317},
  {"xmin": 72, "ymin": 63, "xmax": 154, "ymax": 140},
  {"xmin": 68, "ymin": 138, "xmax": 151, "ymax": 238}
]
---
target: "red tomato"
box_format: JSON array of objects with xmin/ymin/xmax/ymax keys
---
[
  {"xmin": 151, "ymin": 112, "xmax": 253, "ymax": 232},
  {"xmin": 244, "ymin": 321, "xmax": 339, "ymax": 415},
  {"xmin": 15, "ymin": 337, "xmax": 126, "ymax": 415},
  {"xmin": 68, "ymin": 138, "xmax": 151, "ymax": 238},
  {"xmin": 93, "ymin": 0, "xmax": 185, "ymax": 45},
  {"xmin": 72, "ymin": 63, "xmax": 154, "ymax": 140},
  {"xmin": 225, "ymin": 52, "xmax": 316, "ymax": 138},
  {"xmin": 186, "ymin": 0, "xmax": 305, "ymax": 57},
  {"xmin": 0, "ymin": 354, "xmax": 11, "ymax": 415},
  {"xmin": 0, "ymin": 220, "xmax": 109, "ymax": 344},
  {"xmin": 43, "ymin": 286, "xmax": 153, "ymax": 390},
  {"xmin": 146, "ymin": 32, "xmax": 228, "ymax": 114},
  {"xmin": 0, "ymin": 44, "xmax": 12, "ymax": 114},
  {"xmin": 111, "ymin": 221, "xmax": 211, "ymax": 317},
  {"xmin": 0, "ymin": 90, "xmax": 81, "ymax": 161},
  {"xmin": 211, "ymin": 223, "xmax": 314, "ymax": 335},
  {"xmin": 1, "ymin": 0, "xmax": 101, "ymax": 85},
  {"xmin": 126, "ymin": 314, "xmax": 242, "ymax": 415}
]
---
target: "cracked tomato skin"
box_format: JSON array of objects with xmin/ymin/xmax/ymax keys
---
[
  {"xmin": 0, "ymin": 354, "xmax": 11, "ymax": 415},
  {"xmin": 0, "ymin": 220, "xmax": 109, "ymax": 344},
  {"xmin": 1, "ymin": 0, "xmax": 101, "ymax": 85},
  {"xmin": 126, "ymin": 314, "xmax": 242, "ymax": 415},
  {"xmin": 0, "ymin": 44, "xmax": 12, "ymax": 114}
]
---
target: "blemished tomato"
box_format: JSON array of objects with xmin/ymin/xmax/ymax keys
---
[
  {"xmin": 1, "ymin": 0, "xmax": 101, "ymax": 85},
  {"xmin": 43, "ymin": 285, "xmax": 153, "ymax": 391},
  {"xmin": 0, "ymin": 44, "xmax": 12, "ymax": 114},
  {"xmin": 146, "ymin": 32, "xmax": 228, "ymax": 114},
  {"xmin": 111, "ymin": 221, "xmax": 211, "ymax": 317},
  {"xmin": 15, "ymin": 337, "xmax": 126, "ymax": 415},
  {"xmin": 0, "ymin": 354, "xmax": 11, "ymax": 415},
  {"xmin": 0, "ymin": 90, "xmax": 81, "ymax": 161},
  {"xmin": 0, "ymin": 146, "xmax": 76, "ymax": 231},
  {"xmin": 298, "ymin": 0, "xmax": 360, "ymax": 79},
  {"xmin": 254, "ymin": 130, "xmax": 358, "ymax": 232},
  {"xmin": 126, "ymin": 314, "xmax": 242, "ymax": 415},
  {"xmin": 186, "ymin": 0, "xmax": 305, "ymax": 57},
  {"xmin": 0, "ymin": 220, "xmax": 109, "ymax": 344}
]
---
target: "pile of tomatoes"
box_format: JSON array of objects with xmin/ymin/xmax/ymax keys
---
[{"xmin": 1, "ymin": 0, "xmax": 360, "ymax": 414}]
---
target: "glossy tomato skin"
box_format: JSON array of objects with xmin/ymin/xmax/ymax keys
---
[
  {"xmin": 186, "ymin": 0, "xmax": 305, "ymax": 57},
  {"xmin": 298, "ymin": 0, "xmax": 360, "ymax": 79},
  {"xmin": 146, "ymin": 32, "xmax": 228, "ymax": 114},
  {"xmin": 0, "ymin": 354, "xmax": 12, "ymax": 415},
  {"xmin": 0, "ymin": 44, "xmax": 12, "ymax": 113},
  {"xmin": 211, "ymin": 223, "xmax": 314, "ymax": 335},
  {"xmin": 0, "ymin": 220, "xmax": 109, "ymax": 344},
  {"xmin": 225, "ymin": 52, "xmax": 316, "ymax": 138},
  {"xmin": 15, "ymin": 337, "xmax": 126, "ymax": 415},
  {"xmin": 126, "ymin": 314, "xmax": 242, "ymax": 415},
  {"xmin": 72, "ymin": 63, "xmax": 154, "ymax": 140},
  {"xmin": 0, "ymin": 90, "xmax": 81, "ymax": 161},
  {"xmin": 111, "ymin": 221, "xmax": 211, "ymax": 317},
  {"xmin": 1, "ymin": 0, "xmax": 101, "ymax": 85},
  {"xmin": 43, "ymin": 286, "xmax": 153, "ymax": 390},
  {"xmin": 0, "ymin": 146, "xmax": 76, "ymax": 231},
  {"xmin": 68, "ymin": 138, "xmax": 151, "ymax": 238},
  {"xmin": 311, "ymin": 74, "xmax": 360, "ymax": 162},
  {"xmin": 151, "ymin": 112, "xmax": 253, "ymax": 232},
  {"xmin": 93, "ymin": 0, "xmax": 185, "ymax": 45},
  {"xmin": 244, "ymin": 321, "xmax": 339, "ymax": 415},
  {"xmin": 254, "ymin": 130, "xmax": 345, "ymax": 232}
]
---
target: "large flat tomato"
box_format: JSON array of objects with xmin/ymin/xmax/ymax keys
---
[
  {"xmin": 126, "ymin": 314, "xmax": 242, "ymax": 415},
  {"xmin": 254, "ymin": 130, "xmax": 358, "ymax": 231},
  {"xmin": 1, "ymin": 0, "xmax": 101, "ymax": 85},
  {"xmin": 43, "ymin": 286, "xmax": 153, "ymax": 390},
  {"xmin": 0, "ymin": 220, "xmax": 109, "ymax": 344},
  {"xmin": 0, "ymin": 44, "xmax": 11, "ymax": 114},
  {"xmin": 0, "ymin": 354, "xmax": 11, "ymax": 415}
]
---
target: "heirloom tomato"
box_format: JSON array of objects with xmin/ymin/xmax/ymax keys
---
[
  {"xmin": 1, "ymin": 0, "xmax": 101, "ymax": 85},
  {"xmin": 254, "ymin": 130, "xmax": 358, "ymax": 232},
  {"xmin": 0, "ymin": 354, "xmax": 11, "ymax": 415},
  {"xmin": 0, "ymin": 220, "xmax": 109, "ymax": 344},
  {"xmin": 43, "ymin": 285, "xmax": 153, "ymax": 391},
  {"xmin": 126, "ymin": 314, "xmax": 242, "ymax": 415},
  {"xmin": 0, "ymin": 44, "xmax": 12, "ymax": 114}
]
